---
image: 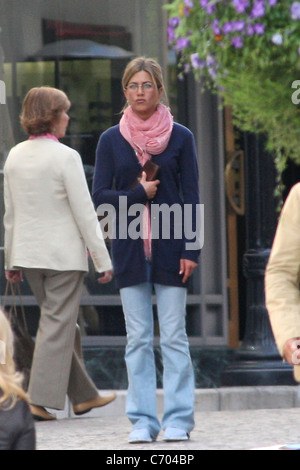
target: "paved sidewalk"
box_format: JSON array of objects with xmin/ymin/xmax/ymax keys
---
[
  {"xmin": 35, "ymin": 408, "xmax": 300, "ymax": 451},
  {"xmin": 35, "ymin": 387, "xmax": 300, "ymax": 451}
]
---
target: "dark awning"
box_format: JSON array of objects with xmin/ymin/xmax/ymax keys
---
[{"xmin": 31, "ymin": 39, "xmax": 134, "ymax": 59}]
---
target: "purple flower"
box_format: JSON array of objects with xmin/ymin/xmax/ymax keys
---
[
  {"xmin": 245, "ymin": 23, "xmax": 255, "ymax": 35},
  {"xmin": 291, "ymin": 2, "xmax": 300, "ymax": 20},
  {"xmin": 206, "ymin": 54, "xmax": 216, "ymax": 67},
  {"xmin": 205, "ymin": 55, "xmax": 219, "ymax": 79},
  {"xmin": 167, "ymin": 27, "xmax": 176, "ymax": 44},
  {"xmin": 199, "ymin": 0, "xmax": 215, "ymax": 13},
  {"xmin": 232, "ymin": 20, "xmax": 245, "ymax": 31},
  {"xmin": 191, "ymin": 52, "xmax": 206, "ymax": 69},
  {"xmin": 253, "ymin": 23, "xmax": 265, "ymax": 34},
  {"xmin": 231, "ymin": 36, "xmax": 244, "ymax": 48},
  {"xmin": 251, "ymin": 0, "xmax": 265, "ymax": 18},
  {"xmin": 206, "ymin": 4, "xmax": 215, "ymax": 14},
  {"xmin": 176, "ymin": 37, "xmax": 191, "ymax": 51},
  {"xmin": 184, "ymin": 0, "xmax": 194, "ymax": 7},
  {"xmin": 222, "ymin": 20, "xmax": 245, "ymax": 34},
  {"xmin": 223, "ymin": 22, "xmax": 235, "ymax": 34},
  {"xmin": 168, "ymin": 17, "xmax": 180, "ymax": 28},
  {"xmin": 268, "ymin": 0, "xmax": 277, "ymax": 5},
  {"xmin": 208, "ymin": 67, "xmax": 217, "ymax": 79},
  {"xmin": 212, "ymin": 19, "xmax": 221, "ymax": 35},
  {"xmin": 231, "ymin": 0, "xmax": 249, "ymax": 13}
]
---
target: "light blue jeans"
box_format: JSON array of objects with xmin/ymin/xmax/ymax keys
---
[{"xmin": 120, "ymin": 282, "xmax": 195, "ymax": 439}]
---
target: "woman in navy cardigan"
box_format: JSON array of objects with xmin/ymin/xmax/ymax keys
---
[{"xmin": 93, "ymin": 57, "xmax": 200, "ymax": 443}]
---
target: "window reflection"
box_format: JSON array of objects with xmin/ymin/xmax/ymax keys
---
[{"xmin": 0, "ymin": 0, "xmax": 198, "ymax": 338}]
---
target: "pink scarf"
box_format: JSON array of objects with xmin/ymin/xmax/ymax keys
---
[
  {"xmin": 29, "ymin": 133, "xmax": 59, "ymax": 142},
  {"xmin": 120, "ymin": 104, "xmax": 173, "ymax": 259}
]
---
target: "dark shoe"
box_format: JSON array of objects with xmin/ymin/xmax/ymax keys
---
[
  {"xmin": 30, "ymin": 405, "xmax": 57, "ymax": 422},
  {"xmin": 73, "ymin": 392, "xmax": 117, "ymax": 416}
]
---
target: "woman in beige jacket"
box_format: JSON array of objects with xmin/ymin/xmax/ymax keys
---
[
  {"xmin": 265, "ymin": 183, "xmax": 300, "ymax": 382},
  {"xmin": 4, "ymin": 86, "xmax": 116, "ymax": 421}
]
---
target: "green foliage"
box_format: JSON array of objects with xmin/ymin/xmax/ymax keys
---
[{"xmin": 165, "ymin": 0, "xmax": 300, "ymax": 189}]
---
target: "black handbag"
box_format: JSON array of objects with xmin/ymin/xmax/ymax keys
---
[{"xmin": 3, "ymin": 281, "xmax": 35, "ymax": 391}]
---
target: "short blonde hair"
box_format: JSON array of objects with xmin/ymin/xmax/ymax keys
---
[
  {"xmin": 122, "ymin": 56, "xmax": 169, "ymax": 110},
  {"xmin": 0, "ymin": 309, "xmax": 29, "ymax": 409},
  {"xmin": 20, "ymin": 86, "xmax": 70, "ymax": 136}
]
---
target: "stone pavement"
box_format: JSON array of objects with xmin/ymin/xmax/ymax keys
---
[
  {"xmin": 34, "ymin": 386, "xmax": 300, "ymax": 451},
  {"xmin": 35, "ymin": 408, "xmax": 300, "ymax": 451}
]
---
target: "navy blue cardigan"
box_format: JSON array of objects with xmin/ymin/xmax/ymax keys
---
[{"xmin": 92, "ymin": 122, "xmax": 200, "ymax": 289}]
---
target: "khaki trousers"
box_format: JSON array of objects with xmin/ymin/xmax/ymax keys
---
[{"xmin": 24, "ymin": 269, "xmax": 99, "ymax": 410}]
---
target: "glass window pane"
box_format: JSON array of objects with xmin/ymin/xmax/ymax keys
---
[
  {"xmin": 0, "ymin": 0, "xmax": 201, "ymax": 339},
  {"xmin": 16, "ymin": 61, "xmax": 55, "ymax": 98}
]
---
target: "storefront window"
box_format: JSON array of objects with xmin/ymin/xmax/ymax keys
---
[
  {"xmin": 0, "ymin": 0, "xmax": 227, "ymax": 352},
  {"xmin": 0, "ymin": 0, "xmax": 231, "ymax": 358},
  {"xmin": 0, "ymin": 0, "xmax": 184, "ymax": 336}
]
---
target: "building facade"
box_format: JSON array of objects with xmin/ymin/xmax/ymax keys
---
[{"xmin": 0, "ymin": 0, "xmax": 238, "ymax": 389}]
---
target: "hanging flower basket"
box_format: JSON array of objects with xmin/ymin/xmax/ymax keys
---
[{"xmin": 165, "ymin": 0, "xmax": 300, "ymax": 196}]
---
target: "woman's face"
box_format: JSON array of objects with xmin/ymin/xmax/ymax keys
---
[
  {"xmin": 124, "ymin": 70, "xmax": 163, "ymax": 120},
  {"xmin": 53, "ymin": 110, "xmax": 70, "ymax": 138}
]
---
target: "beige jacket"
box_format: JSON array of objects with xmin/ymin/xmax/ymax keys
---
[
  {"xmin": 4, "ymin": 138, "xmax": 112, "ymax": 274},
  {"xmin": 265, "ymin": 183, "xmax": 300, "ymax": 381}
]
